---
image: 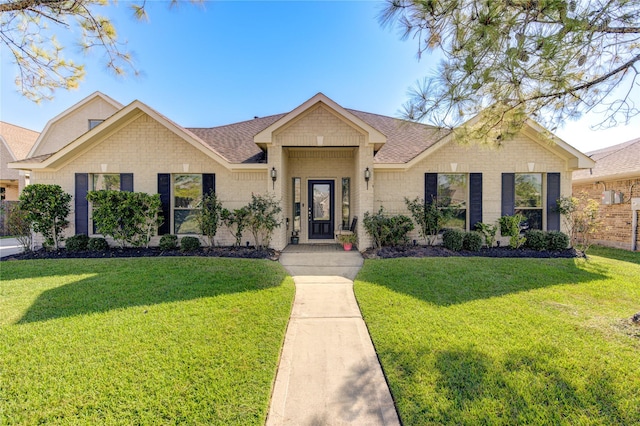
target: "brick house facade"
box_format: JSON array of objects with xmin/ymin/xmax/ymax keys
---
[{"xmin": 9, "ymin": 92, "xmax": 595, "ymax": 250}]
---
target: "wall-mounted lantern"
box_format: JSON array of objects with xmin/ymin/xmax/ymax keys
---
[
  {"xmin": 364, "ymin": 167, "xmax": 371, "ymax": 190},
  {"xmin": 271, "ymin": 167, "xmax": 277, "ymax": 189}
]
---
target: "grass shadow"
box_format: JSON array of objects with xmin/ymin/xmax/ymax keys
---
[
  {"xmin": 9, "ymin": 257, "xmax": 287, "ymax": 324},
  {"xmin": 356, "ymin": 257, "xmax": 606, "ymax": 306}
]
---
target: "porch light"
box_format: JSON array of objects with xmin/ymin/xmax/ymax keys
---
[
  {"xmin": 364, "ymin": 167, "xmax": 371, "ymax": 190},
  {"xmin": 271, "ymin": 167, "xmax": 277, "ymax": 189}
]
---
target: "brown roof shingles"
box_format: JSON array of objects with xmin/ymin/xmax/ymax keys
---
[
  {"xmin": 187, "ymin": 109, "xmax": 448, "ymax": 164},
  {"xmin": 572, "ymin": 137, "xmax": 640, "ymax": 181},
  {"xmin": 0, "ymin": 121, "xmax": 39, "ymax": 160}
]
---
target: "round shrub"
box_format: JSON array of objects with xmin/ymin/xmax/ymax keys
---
[
  {"xmin": 159, "ymin": 234, "xmax": 178, "ymax": 250},
  {"xmin": 180, "ymin": 236, "xmax": 201, "ymax": 252},
  {"xmin": 524, "ymin": 230, "xmax": 547, "ymax": 251},
  {"xmin": 65, "ymin": 234, "xmax": 89, "ymax": 252},
  {"xmin": 463, "ymin": 231, "xmax": 483, "ymax": 252},
  {"xmin": 547, "ymin": 231, "xmax": 570, "ymax": 251},
  {"xmin": 442, "ymin": 228, "xmax": 464, "ymax": 251},
  {"xmin": 88, "ymin": 237, "xmax": 109, "ymax": 251}
]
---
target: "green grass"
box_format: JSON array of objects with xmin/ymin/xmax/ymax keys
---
[
  {"xmin": 0, "ymin": 257, "xmax": 295, "ymax": 425},
  {"xmin": 355, "ymin": 248, "xmax": 640, "ymax": 425}
]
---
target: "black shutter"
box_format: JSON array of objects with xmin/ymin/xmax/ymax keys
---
[
  {"xmin": 158, "ymin": 173, "xmax": 171, "ymax": 235},
  {"xmin": 202, "ymin": 173, "xmax": 215, "ymax": 196},
  {"xmin": 547, "ymin": 173, "xmax": 561, "ymax": 231},
  {"xmin": 75, "ymin": 173, "xmax": 89, "ymax": 235},
  {"xmin": 501, "ymin": 173, "xmax": 515, "ymax": 216},
  {"xmin": 120, "ymin": 173, "xmax": 134, "ymax": 192},
  {"xmin": 425, "ymin": 173, "xmax": 438, "ymax": 205},
  {"xmin": 469, "ymin": 173, "xmax": 483, "ymax": 230}
]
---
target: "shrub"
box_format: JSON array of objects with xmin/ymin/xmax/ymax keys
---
[
  {"xmin": 6, "ymin": 203, "xmax": 32, "ymax": 252},
  {"xmin": 159, "ymin": 234, "xmax": 178, "ymax": 250},
  {"xmin": 363, "ymin": 206, "xmax": 414, "ymax": 248},
  {"xmin": 547, "ymin": 231, "xmax": 570, "ymax": 251},
  {"xmin": 86, "ymin": 190, "xmax": 162, "ymax": 248},
  {"xmin": 88, "ymin": 237, "xmax": 109, "ymax": 251},
  {"xmin": 498, "ymin": 214, "xmax": 526, "ymax": 249},
  {"xmin": 556, "ymin": 193, "xmax": 602, "ymax": 252},
  {"xmin": 246, "ymin": 193, "xmax": 282, "ymax": 249},
  {"xmin": 65, "ymin": 234, "xmax": 89, "ymax": 252},
  {"xmin": 442, "ymin": 228, "xmax": 464, "ymax": 251},
  {"xmin": 524, "ymin": 230, "xmax": 547, "ymax": 251},
  {"xmin": 221, "ymin": 207, "xmax": 250, "ymax": 247},
  {"xmin": 180, "ymin": 236, "xmax": 201, "ymax": 252},
  {"xmin": 405, "ymin": 197, "xmax": 451, "ymax": 245},
  {"xmin": 463, "ymin": 231, "xmax": 483, "ymax": 252},
  {"xmin": 474, "ymin": 222, "xmax": 498, "ymax": 247},
  {"xmin": 19, "ymin": 184, "xmax": 72, "ymax": 250},
  {"xmin": 197, "ymin": 192, "xmax": 222, "ymax": 247}
]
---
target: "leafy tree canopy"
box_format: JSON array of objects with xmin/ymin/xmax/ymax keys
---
[
  {"xmin": 381, "ymin": 0, "xmax": 640, "ymax": 145},
  {"xmin": 0, "ymin": 0, "xmax": 197, "ymax": 102}
]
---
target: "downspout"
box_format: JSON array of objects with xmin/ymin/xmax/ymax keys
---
[{"xmin": 633, "ymin": 210, "xmax": 638, "ymax": 252}]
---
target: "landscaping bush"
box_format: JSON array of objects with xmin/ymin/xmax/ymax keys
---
[
  {"xmin": 246, "ymin": 193, "xmax": 282, "ymax": 249},
  {"xmin": 475, "ymin": 222, "xmax": 497, "ymax": 247},
  {"xmin": 547, "ymin": 231, "xmax": 570, "ymax": 251},
  {"xmin": 65, "ymin": 234, "xmax": 89, "ymax": 252},
  {"xmin": 197, "ymin": 192, "xmax": 222, "ymax": 247},
  {"xmin": 442, "ymin": 228, "xmax": 464, "ymax": 251},
  {"xmin": 221, "ymin": 207, "xmax": 250, "ymax": 247},
  {"xmin": 6, "ymin": 203, "xmax": 32, "ymax": 252},
  {"xmin": 498, "ymin": 214, "xmax": 526, "ymax": 249},
  {"xmin": 524, "ymin": 230, "xmax": 547, "ymax": 251},
  {"xmin": 463, "ymin": 231, "xmax": 483, "ymax": 252},
  {"xmin": 180, "ymin": 236, "xmax": 201, "ymax": 252},
  {"xmin": 159, "ymin": 234, "xmax": 178, "ymax": 250},
  {"xmin": 405, "ymin": 197, "xmax": 451, "ymax": 245},
  {"xmin": 88, "ymin": 237, "xmax": 108, "ymax": 251},
  {"xmin": 363, "ymin": 206, "xmax": 414, "ymax": 248},
  {"xmin": 19, "ymin": 184, "xmax": 71, "ymax": 250}
]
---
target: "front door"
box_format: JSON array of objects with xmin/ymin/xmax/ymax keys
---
[{"xmin": 308, "ymin": 180, "xmax": 334, "ymax": 239}]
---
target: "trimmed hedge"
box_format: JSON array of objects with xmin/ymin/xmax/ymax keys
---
[
  {"xmin": 547, "ymin": 231, "xmax": 570, "ymax": 251},
  {"xmin": 180, "ymin": 236, "xmax": 201, "ymax": 252},
  {"xmin": 463, "ymin": 231, "xmax": 483, "ymax": 252},
  {"xmin": 159, "ymin": 234, "xmax": 178, "ymax": 250},
  {"xmin": 524, "ymin": 230, "xmax": 547, "ymax": 251},
  {"xmin": 88, "ymin": 237, "xmax": 109, "ymax": 251},
  {"xmin": 65, "ymin": 234, "xmax": 89, "ymax": 252},
  {"xmin": 442, "ymin": 228, "xmax": 465, "ymax": 251}
]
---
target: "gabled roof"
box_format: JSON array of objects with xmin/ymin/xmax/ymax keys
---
[
  {"xmin": 0, "ymin": 121, "xmax": 39, "ymax": 161},
  {"xmin": 573, "ymin": 137, "xmax": 640, "ymax": 182},
  {"xmin": 10, "ymin": 100, "xmax": 235, "ymax": 171},
  {"xmin": 26, "ymin": 92, "xmax": 122, "ymax": 158}
]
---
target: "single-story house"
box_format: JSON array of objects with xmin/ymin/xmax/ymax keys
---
[
  {"xmin": 1, "ymin": 121, "xmax": 39, "ymax": 201},
  {"xmin": 572, "ymin": 138, "xmax": 640, "ymax": 251},
  {"xmin": 9, "ymin": 92, "xmax": 595, "ymax": 250}
]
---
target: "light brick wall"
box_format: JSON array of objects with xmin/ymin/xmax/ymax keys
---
[
  {"xmin": 32, "ymin": 113, "xmax": 269, "ymax": 249},
  {"xmin": 573, "ymin": 178, "xmax": 640, "ymax": 250},
  {"xmin": 374, "ymin": 133, "xmax": 571, "ymax": 245},
  {"xmin": 32, "ymin": 97, "xmax": 120, "ymax": 156}
]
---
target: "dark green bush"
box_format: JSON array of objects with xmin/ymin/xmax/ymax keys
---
[
  {"xmin": 180, "ymin": 236, "xmax": 201, "ymax": 252},
  {"xmin": 442, "ymin": 228, "xmax": 465, "ymax": 251},
  {"xmin": 463, "ymin": 231, "xmax": 483, "ymax": 252},
  {"xmin": 88, "ymin": 237, "xmax": 108, "ymax": 251},
  {"xmin": 363, "ymin": 207, "xmax": 414, "ymax": 248},
  {"xmin": 547, "ymin": 231, "xmax": 570, "ymax": 251},
  {"xmin": 524, "ymin": 230, "xmax": 547, "ymax": 251},
  {"xmin": 159, "ymin": 234, "xmax": 178, "ymax": 250},
  {"xmin": 65, "ymin": 234, "xmax": 89, "ymax": 252}
]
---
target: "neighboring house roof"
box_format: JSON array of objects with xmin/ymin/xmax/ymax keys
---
[
  {"xmin": 0, "ymin": 121, "xmax": 39, "ymax": 161},
  {"xmin": 573, "ymin": 137, "xmax": 640, "ymax": 182}
]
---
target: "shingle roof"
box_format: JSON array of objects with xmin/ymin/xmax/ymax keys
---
[
  {"xmin": 0, "ymin": 121, "xmax": 39, "ymax": 160},
  {"xmin": 572, "ymin": 137, "xmax": 640, "ymax": 181},
  {"xmin": 187, "ymin": 109, "xmax": 449, "ymax": 164}
]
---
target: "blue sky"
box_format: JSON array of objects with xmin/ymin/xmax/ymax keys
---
[{"xmin": 1, "ymin": 0, "xmax": 638, "ymax": 153}]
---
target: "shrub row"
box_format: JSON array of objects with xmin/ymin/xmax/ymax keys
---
[
  {"xmin": 524, "ymin": 230, "xmax": 570, "ymax": 251},
  {"xmin": 65, "ymin": 235, "xmax": 108, "ymax": 252},
  {"xmin": 442, "ymin": 229, "xmax": 484, "ymax": 252}
]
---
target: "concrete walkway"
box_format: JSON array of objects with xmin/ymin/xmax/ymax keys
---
[
  {"xmin": 0, "ymin": 237, "xmax": 23, "ymax": 259},
  {"xmin": 267, "ymin": 245, "xmax": 400, "ymax": 426}
]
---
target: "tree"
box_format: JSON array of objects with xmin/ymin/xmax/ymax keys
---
[
  {"xmin": 381, "ymin": 0, "xmax": 640, "ymax": 144},
  {"xmin": 19, "ymin": 184, "xmax": 71, "ymax": 249},
  {"xmin": 0, "ymin": 0, "xmax": 197, "ymax": 101},
  {"xmin": 556, "ymin": 192, "xmax": 602, "ymax": 252},
  {"xmin": 245, "ymin": 193, "xmax": 282, "ymax": 250},
  {"xmin": 196, "ymin": 192, "xmax": 222, "ymax": 247}
]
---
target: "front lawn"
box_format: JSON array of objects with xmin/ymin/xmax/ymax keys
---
[
  {"xmin": 0, "ymin": 258, "xmax": 294, "ymax": 425},
  {"xmin": 355, "ymin": 248, "xmax": 640, "ymax": 425}
]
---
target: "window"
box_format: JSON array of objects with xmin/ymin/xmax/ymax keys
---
[
  {"xmin": 88, "ymin": 119, "xmax": 104, "ymax": 130},
  {"xmin": 174, "ymin": 174, "xmax": 202, "ymax": 234},
  {"xmin": 92, "ymin": 174, "xmax": 120, "ymax": 191},
  {"xmin": 514, "ymin": 173, "xmax": 542, "ymax": 230},
  {"xmin": 437, "ymin": 174, "xmax": 467, "ymax": 229},
  {"xmin": 0, "ymin": 187, "xmax": 5, "ymax": 201},
  {"xmin": 292, "ymin": 178, "xmax": 301, "ymax": 233},
  {"xmin": 341, "ymin": 177, "xmax": 350, "ymax": 229}
]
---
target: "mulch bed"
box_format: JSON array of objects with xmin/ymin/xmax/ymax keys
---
[
  {"xmin": 2, "ymin": 246, "xmax": 279, "ymax": 261},
  {"xmin": 3, "ymin": 245, "xmax": 583, "ymax": 262},
  {"xmin": 363, "ymin": 245, "xmax": 583, "ymax": 259}
]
